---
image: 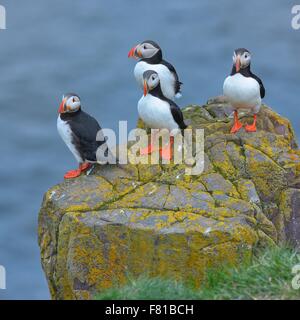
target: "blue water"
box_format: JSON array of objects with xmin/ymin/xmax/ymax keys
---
[{"xmin": 0, "ymin": 0, "xmax": 299, "ymax": 299}]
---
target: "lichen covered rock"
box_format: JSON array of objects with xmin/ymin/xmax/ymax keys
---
[{"xmin": 38, "ymin": 97, "xmax": 300, "ymax": 299}]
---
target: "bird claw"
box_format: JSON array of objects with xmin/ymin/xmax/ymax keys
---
[
  {"xmin": 160, "ymin": 137, "xmax": 174, "ymax": 160},
  {"xmin": 230, "ymin": 122, "xmax": 243, "ymax": 134},
  {"xmin": 64, "ymin": 169, "xmax": 81, "ymax": 179},
  {"xmin": 160, "ymin": 145, "xmax": 172, "ymax": 160},
  {"xmin": 245, "ymin": 124, "xmax": 257, "ymax": 132},
  {"xmin": 80, "ymin": 163, "xmax": 92, "ymax": 172},
  {"xmin": 140, "ymin": 144, "xmax": 155, "ymax": 155},
  {"xmin": 245, "ymin": 114, "xmax": 257, "ymax": 132},
  {"xmin": 64, "ymin": 163, "xmax": 91, "ymax": 179}
]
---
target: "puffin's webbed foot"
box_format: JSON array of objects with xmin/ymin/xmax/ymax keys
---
[
  {"xmin": 160, "ymin": 137, "xmax": 174, "ymax": 161},
  {"xmin": 245, "ymin": 114, "xmax": 257, "ymax": 132},
  {"xmin": 140, "ymin": 131, "xmax": 161, "ymax": 155},
  {"xmin": 160, "ymin": 146, "xmax": 172, "ymax": 160},
  {"xmin": 230, "ymin": 110, "xmax": 243, "ymax": 134},
  {"xmin": 64, "ymin": 163, "xmax": 91, "ymax": 179},
  {"xmin": 64, "ymin": 169, "xmax": 81, "ymax": 179},
  {"xmin": 230, "ymin": 122, "xmax": 243, "ymax": 134},
  {"xmin": 140, "ymin": 144, "xmax": 156, "ymax": 155},
  {"xmin": 80, "ymin": 163, "xmax": 92, "ymax": 172}
]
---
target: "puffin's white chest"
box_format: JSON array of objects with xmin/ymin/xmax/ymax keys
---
[
  {"xmin": 223, "ymin": 73, "xmax": 261, "ymax": 111},
  {"xmin": 134, "ymin": 62, "xmax": 176, "ymax": 100},
  {"xmin": 57, "ymin": 116, "xmax": 83, "ymax": 163},
  {"xmin": 138, "ymin": 95, "xmax": 178, "ymax": 131}
]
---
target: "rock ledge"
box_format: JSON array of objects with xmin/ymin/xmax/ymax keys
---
[{"xmin": 38, "ymin": 97, "xmax": 300, "ymax": 299}]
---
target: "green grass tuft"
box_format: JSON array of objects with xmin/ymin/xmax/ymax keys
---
[{"xmin": 95, "ymin": 245, "xmax": 300, "ymax": 300}]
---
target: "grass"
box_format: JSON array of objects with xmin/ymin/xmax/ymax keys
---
[{"xmin": 95, "ymin": 245, "xmax": 300, "ymax": 300}]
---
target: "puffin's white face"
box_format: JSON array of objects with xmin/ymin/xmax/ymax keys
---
[
  {"xmin": 128, "ymin": 41, "xmax": 160, "ymax": 59},
  {"xmin": 233, "ymin": 50, "xmax": 251, "ymax": 72},
  {"xmin": 137, "ymin": 42, "xmax": 160, "ymax": 58},
  {"xmin": 58, "ymin": 94, "xmax": 81, "ymax": 114},
  {"xmin": 143, "ymin": 71, "xmax": 160, "ymax": 96}
]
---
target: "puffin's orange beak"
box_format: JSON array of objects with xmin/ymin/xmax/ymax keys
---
[
  {"xmin": 128, "ymin": 46, "xmax": 137, "ymax": 59},
  {"xmin": 128, "ymin": 45, "xmax": 142, "ymax": 59},
  {"xmin": 235, "ymin": 56, "xmax": 241, "ymax": 72},
  {"xmin": 136, "ymin": 49, "xmax": 142, "ymax": 58},
  {"xmin": 58, "ymin": 99, "xmax": 66, "ymax": 113},
  {"xmin": 143, "ymin": 80, "xmax": 148, "ymax": 96}
]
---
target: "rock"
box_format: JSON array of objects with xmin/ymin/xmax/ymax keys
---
[
  {"xmin": 38, "ymin": 97, "xmax": 300, "ymax": 299},
  {"xmin": 279, "ymin": 189, "xmax": 300, "ymax": 247}
]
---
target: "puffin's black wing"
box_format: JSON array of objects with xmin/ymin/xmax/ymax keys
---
[
  {"xmin": 250, "ymin": 72, "xmax": 265, "ymax": 98},
  {"xmin": 161, "ymin": 60, "xmax": 182, "ymax": 95},
  {"xmin": 69, "ymin": 111, "xmax": 107, "ymax": 162},
  {"xmin": 168, "ymin": 100, "xmax": 187, "ymax": 131}
]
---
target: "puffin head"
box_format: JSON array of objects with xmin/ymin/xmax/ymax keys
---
[
  {"xmin": 233, "ymin": 48, "xmax": 251, "ymax": 72},
  {"xmin": 143, "ymin": 70, "xmax": 160, "ymax": 96},
  {"xmin": 128, "ymin": 40, "xmax": 162, "ymax": 60},
  {"xmin": 58, "ymin": 93, "xmax": 81, "ymax": 114}
]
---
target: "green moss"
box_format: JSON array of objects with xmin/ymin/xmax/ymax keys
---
[{"xmin": 95, "ymin": 245, "xmax": 300, "ymax": 300}]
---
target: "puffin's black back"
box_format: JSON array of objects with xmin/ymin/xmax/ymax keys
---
[
  {"xmin": 140, "ymin": 46, "xmax": 182, "ymax": 95},
  {"xmin": 161, "ymin": 60, "xmax": 182, "ymax": 95},
  {"xmin": 61, "ymin": 110, "xmax": 107, "ymax": 162}
]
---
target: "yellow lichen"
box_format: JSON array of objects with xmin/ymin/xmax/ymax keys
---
[{"xmin": 38, "ymin": 101, "xmax": 299, "ymax": 299}]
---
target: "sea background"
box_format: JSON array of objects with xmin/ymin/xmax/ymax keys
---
[{"xmin": 0, "ymin": 0, "xmax": 299, "ymax": 299}]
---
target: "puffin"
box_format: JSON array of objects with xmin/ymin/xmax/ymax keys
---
[
  {"xmin": 128, "ymin": 40, "xmax": 182, "ymax": 100},
  {"xmin": 223, "ymin": 48, "xmax": 265, "ymax": 133},
  {"xmin": 138, "ymin": 70, "xmax": 187, "ymax": 160},
  {"xmin": 57, "ymin": 93, "xmax": 111, "ymax": 179}
]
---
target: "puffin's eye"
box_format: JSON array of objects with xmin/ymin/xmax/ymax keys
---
[
  {"xmin": 143, "ymin": 45, "xmax": 146, "ymax": 49},
  {"xmin": 73, "ymin": 98, "xmax": 76, "ymax": 103},
  {"xmin": 152, "ymin": 76, "xmax": 155, "ymax": 80}
]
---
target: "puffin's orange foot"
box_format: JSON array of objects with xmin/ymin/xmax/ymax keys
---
[
  {"xmin": 230, "ymin": 121, "xmax": 243, "ymax": 134},
  {"xmin": 64, "ymin": 169, "xmax": 81, "ymax": 179},
  {"xmin": 160, "ymin": 137, "xmax": 174, "ymax": 160},
  {"xmin": 80, "ymin": 163, "xmax": 92, "ymax": 172},
  {"xmin": 245, "ymin": 114, "xmax": 257, "ymax": 132},
  {"xmin": 64, "ymin": 163, "xmax": 91, "ymax": 179},
  {"xmin": 245, "ymin": 123, "xmax": 257, "ymax": 132},
  {"xmin": 140, "ymin": 144, "xmax": 155, "ymax": 155},
  {"xmin": 160, "ymin": 145, "xmax": 172, "ymax": 160}
]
